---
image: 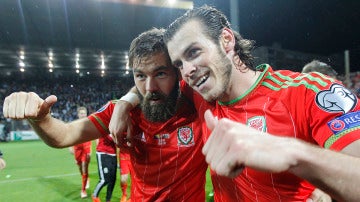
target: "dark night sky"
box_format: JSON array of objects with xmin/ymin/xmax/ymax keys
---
[
  {"xmin": 235, "ymin": 0, "xmax": 360, "ymax": 55},
  {"xmin": 202, "ymin": 0, "xmax": 360, "ymax": 72},
  {"xmin": 0, "ymin": 0, "xmax": 359, "ymax": 72}
]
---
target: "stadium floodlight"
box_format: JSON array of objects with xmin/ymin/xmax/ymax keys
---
[
  {"xmin": 19, "ymin": 61, "xmax": 25, "ymax": 67},
  {"xmin": 48, "ymin": 51, "xmax": 53, "ymax": 61},
  {"xmin": 96, "ymin": 0, "xmax": 193, "ymax": 9},
  {"xmin": 100, "ymin": 54, "xmax": 106, "ymax": 69},
  {"xmin": 19, "ymin": 50, "xmax": 25, "ymax": 60},
  {"xmin": 168, "ymin": 0, "xmax": 176, "ymax": 5}
]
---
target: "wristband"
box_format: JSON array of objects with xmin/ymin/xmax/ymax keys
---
[{"xmin": 119, "ymin": 92, "xmax": 140, "ymax": 107}]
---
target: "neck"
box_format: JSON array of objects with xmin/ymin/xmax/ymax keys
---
[{"xmin": 220, "ymin": 65, "xmax": 260, "ymax": 103}]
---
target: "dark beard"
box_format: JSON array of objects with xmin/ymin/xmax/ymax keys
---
[
  {"xmin": 206, "ymin": 47, "xmax": 232, "ymax": 102},
  {"xmin": 139, "ymin": 83, "xmax": 179, "ymax": 122}
]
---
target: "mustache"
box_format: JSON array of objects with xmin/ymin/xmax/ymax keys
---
[{"xmin": 144, "ymin": 92, "xmax": 165, "ymax": 101}]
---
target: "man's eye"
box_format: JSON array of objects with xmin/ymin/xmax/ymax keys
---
[
  {"xmin": 188, "ymin": 48, "xmax": 200, "ymax": 59},
  {"xmin": 135, "ymin": 74, "xmax": 145, "ymax": 80},
  {"xmin": 157, "ymin": 72, "xmax": 166, "ymax": 76}
]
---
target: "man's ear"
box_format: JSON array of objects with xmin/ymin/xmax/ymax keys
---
[{"xmin": 220, "ymin": 28, "xmax": 235, "ymax": 53}]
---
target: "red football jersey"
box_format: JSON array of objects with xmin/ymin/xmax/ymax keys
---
[
  {"xmin": 89, "ymin": 97, "xmax": 207, "ymax": 201},
  {"xmin": 96, "ymin": 135, "xmax": 116, "ymax": 155},
  {"xmin": 182, "ymin": 64, "xmax": 360, "ymax": 201}
]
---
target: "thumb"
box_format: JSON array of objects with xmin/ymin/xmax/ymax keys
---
[
  {"xmin": 40, "ymin": 95, "xmax": 57, "ymax": 115},
  {"xmin": 204, "ymin": 109, "xmax": 217, "ymax": 131}
]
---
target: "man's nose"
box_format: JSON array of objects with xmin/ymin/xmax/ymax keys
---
[
  {"xmin": 182, "ymin": 61, "xmax": 196, "ymax": 78},
  {"xmin": 145, "ymin": 77, "xmax": 159, "ymax": 92}
]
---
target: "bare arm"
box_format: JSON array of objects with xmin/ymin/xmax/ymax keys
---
[
  {"xmin": 203, "ymin": 110, "xmax": 360, "ymax": 202},
  {"xmin": 108, "ymin": 86, "xmax": 139, "ymax": 147},
  {"xmin": 3, "ymin": 92, "xmax": 101, "ymax": 148},
  {"xmin": 289, "ymin": 140, "xmax": 360, "ymax": 202}
]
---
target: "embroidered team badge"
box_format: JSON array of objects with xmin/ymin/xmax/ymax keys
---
[
  {"xmin": 246, "ymin": 116, "xmax": 267, "ymax": 132},
  {"xmin": 316, "ymin": 84, "xmax": 357, "ymax": 114},
  {"xmin": 177, "ymin": 126, "xmax": 194, "ymax": 146}
]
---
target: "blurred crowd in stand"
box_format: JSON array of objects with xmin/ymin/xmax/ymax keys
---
[
  {"xmin": 0, "ymin": 73, "xmax": 133, "ymax": 140},
  {"xmin": 0, "ymin": 69, "xmax": 359, "ymax": 138}
]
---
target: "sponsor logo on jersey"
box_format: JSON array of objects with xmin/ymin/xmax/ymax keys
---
[
  {"xmin": 140, "ymin": 132, "xmax": 146, "ymax": 142},
  {"xmin": 329, "ymin": 120, "xmax": 345, "ymax": 131},
  {"xmin": 134, "ymin": 132, "xmax": 146, "ymax": 143},
  {"xmin": 154, "ymin": 133, "xmax": 169, "ymax": 145},
  {"xmin": 177, "ymin": 126, "xmax": 194, "ymax": 146},
  {"xmin": 96, "ymin": 102, "xmax": 110, "ymax": 113},
  {"xmin": 316, "ymin": 84, "xmax": 357, "ymax": 114},
  {"xmin": 247, "ymin": 116, "xmax": 267, "ymax": 132},
  {"xmin": 327, "ymin": 111, "xmax": 360, "ymax": 135}
]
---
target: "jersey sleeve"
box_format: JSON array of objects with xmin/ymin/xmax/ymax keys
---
[
  {"xmin": 305, "ymin": 73, "xmax": 360, "ymax": 151},
  {"xmin": 88, "ymin": 100, "xmax": 116, "ymax": 136}
]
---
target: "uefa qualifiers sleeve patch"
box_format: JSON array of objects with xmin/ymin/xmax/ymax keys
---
[
  {"xmin": 316, "ymin": 84, "xmax": 357, "ymax": 114},
  {"xmin": 96, "ymin": 102, "xmax": 110, "ymax": 113},
  {"xmin": 327, "ymin": 111, "xmax": 360, "ymax": 135}
]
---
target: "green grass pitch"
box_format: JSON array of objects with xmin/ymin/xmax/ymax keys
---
[{"xmin": 0, "ymin": 140, "xmax": 214, "ymax": 201}]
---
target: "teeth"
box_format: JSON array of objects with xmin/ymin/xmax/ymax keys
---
[{"xmin": 196, "ymin": 76, "xmax": 208, "ymax": 87}]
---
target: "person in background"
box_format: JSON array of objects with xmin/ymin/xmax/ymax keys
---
[
  {"xmin": 118, "ymin": 150, "xmax": 130, "ymax": 202},
  {"xmin": 302, "ymin": 60, "xmax": 338, "ymax": 79},
  {"xmin": 92, "ymin": 135, "xmax": 117, "ymax": 202},
  {"xmin": 0, "ymin": 150, "xmax": 6, "ymax": 170},
  {"xmin": 69, "ymin": 106, "xmax": 92, "ymax": 198}
]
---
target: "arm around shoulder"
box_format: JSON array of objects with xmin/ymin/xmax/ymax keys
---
[{"xmin": 288, "ymin": 139, "xmax": 360, "ymax": 202}]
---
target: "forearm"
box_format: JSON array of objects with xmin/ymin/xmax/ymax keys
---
[
  {"xmin": 27, "ymin": 114, "xmax": 96, "ymax": 148},
  {"xmin": 3, "ymin": 92, "xmax": 99, "ymax": 147},
  {"xmin": 289, "ymin": 140, "xmax": 360, "ymax": 201},
  {"xmin": 27, "ymin": 114, "xmax": 72, "ymax": 148},
  {"xmin": 112, "ymin": 86, "xmax": 139, "ymax": 129},
  {"xmin": 109, "ymin": 87, "xmax": 139, "ymax": 147}
]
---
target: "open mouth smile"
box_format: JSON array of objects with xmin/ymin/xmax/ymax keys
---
[{"xmin": 195, "ymin": 74, "xmax": 209, "ymax": 88}]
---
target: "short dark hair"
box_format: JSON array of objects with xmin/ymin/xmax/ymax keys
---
[
  {"xmin": 302, "ymin": 60, "xmax": 338, "ymax": 77},
  {"xmin": 164, "ymin": 5, "xmax": 256, "ymax": 70},
  {"xmin": 128, "ymin": 28, "xmax": 169, "ymax": 68}
]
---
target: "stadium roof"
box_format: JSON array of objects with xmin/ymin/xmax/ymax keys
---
[
  {"xmin": 0, "ymin": 0, "xmax": 359, "ymax": 76},
  {"xmin": 0, "ymin": 0, "xmax": 192, "ymax": 76}
]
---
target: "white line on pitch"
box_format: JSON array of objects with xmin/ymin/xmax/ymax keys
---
[{"xmin": 0, "ymin": 172, "xmax": 96, "ymax": 184}]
